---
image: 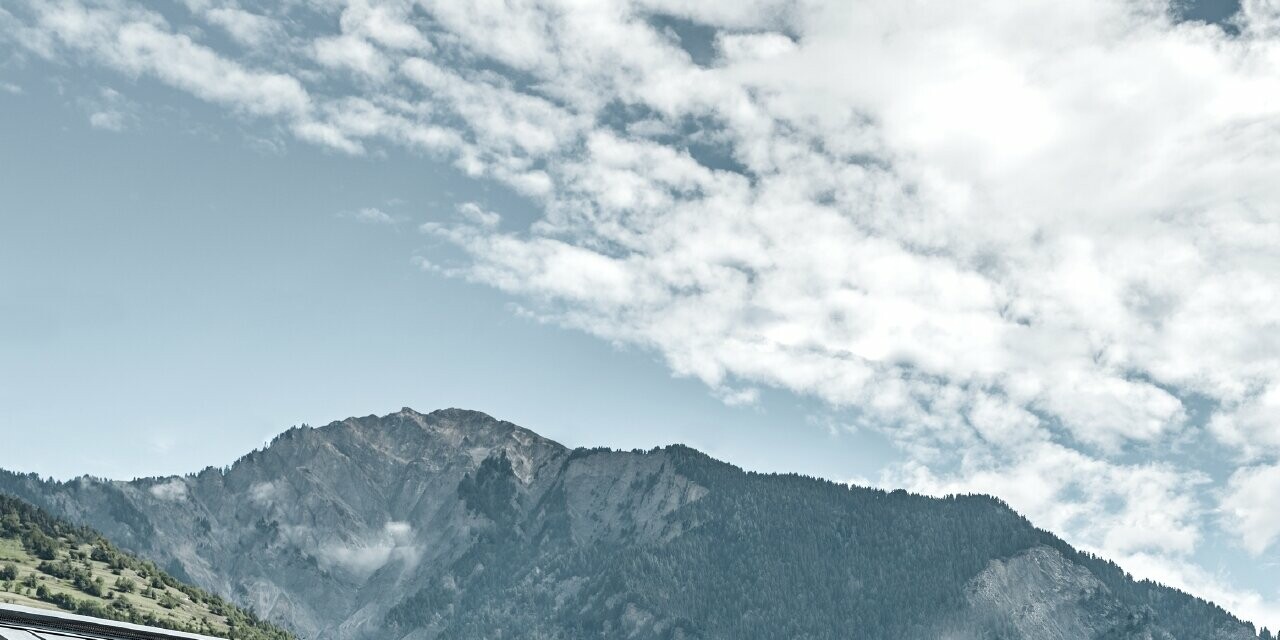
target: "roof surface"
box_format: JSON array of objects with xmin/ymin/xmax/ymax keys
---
[{"xmin": 0, "ymin": 604, "xmax": 223, "ymax": 640}]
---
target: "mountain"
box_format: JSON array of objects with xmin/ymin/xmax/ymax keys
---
[
  {"xmin": 0, "ymin": 408, "xmax": 1260, "ymax": 639},
  {"xmin": 0, "ymin": 493, "xmax": 294, "ymax": 639}
]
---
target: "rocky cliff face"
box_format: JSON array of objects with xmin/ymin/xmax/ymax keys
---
[
  {"xmin": 960, "ymin": 546, "xmax": 1160, "ymax": 640},
  {"xmin": 0, "ymin": 408, "xmax": 1258, "ymax": 640}
]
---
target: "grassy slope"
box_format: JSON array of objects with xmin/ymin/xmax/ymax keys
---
[{"xmin": 0, "ymin": 495, "xmax": 293, "ymax": 640}]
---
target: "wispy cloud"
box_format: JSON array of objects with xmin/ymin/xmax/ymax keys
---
[
  {"xmin": 311, "ymin": 521, "xmax": 421, "ymax": 578},
  {"xmin": 88, "ymin": 110, "xmax": 125, "ymax": 131},
  {"xmin": 148, "ymin": 478, "xmax": 188, "ymax": 502},
  {"xmin": 456, "ymin": 202, "xmax": 500, "ymax": 229},
  {"xmin": 203, "ymin": 6, "xmax": 281, "ymax": 49},
  {"xmin": 84, "ymin": 86, "xmax": 136, "ymax": 132},
  {"xmin": 354, "ymin": 206, "xmax": 395, "ymax": 225}
]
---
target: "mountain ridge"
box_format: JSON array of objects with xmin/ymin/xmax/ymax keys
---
[{"xmin": 0, "ymin": 408, "xmax": 1261, "ymax": 639}]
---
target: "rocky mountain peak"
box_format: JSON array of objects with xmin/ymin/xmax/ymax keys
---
[
  {"xmin": 323, "ymin": 407, "xmax": 560, "ymax": 450},
  {"xmin": 259, "ymin": 407, "xmax": 564, "ymax": 478}
]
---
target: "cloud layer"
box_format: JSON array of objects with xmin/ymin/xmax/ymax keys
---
[{"xmin": 4, "ymin": 0, "xmax": 1280, "ymax": 629}]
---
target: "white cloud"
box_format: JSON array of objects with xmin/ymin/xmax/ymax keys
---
[
  {"xmin": 89, "ymin": 110, "xmax": 125, "ymax": 131},
  {"xmin": 384, "ymin": 521, "xmax": 411, "ymax": 537},
  {"xmin": 355, "ymin": 206, "xmax": 395, "ymax": 224},
  {"xmin": 314, "ymin": 35, "xmax": 391, "ymax": 81},
  {"xmin": 716, "ymin": 32, "xmax": 795, "ymax": 63},
  {"xmin": 1222, "ymin": 464, "xmax": 1280, "ymax": 556},
  {"xmin": 204, "ymin": 7, "xmax": 280, "ymax": 49},
  {"xmin": 85, "ymin": 86, "xmax": 134, "ymax": 132},
  {"xmin": 456, "ymin": 202, "xmax": 500, "ymax": 229},
  {"xmin": 248, "ymin": 480, "xmax": 280, "ymax": 505},
  {"xmin": 313, "ymin": 521, "xmax": 421, "ymax": 578},
  {"xmin": 338, "ymin": 0, "xmax": 431, "ymax": 52},
  {"xmin": 714, "ymin": 386, "xmax": 760, "ymax": 407},
  {"xmin": 148, "ymin": 478, "xmax": 188, "ymax": 501},
  {"xmin": 895, "ymin": 442, "xmax": 1208, "ymax": 558},
  {"xmin": 392, "ymin": 2, "xmax": 1280, "ymax": 625},
  {"xmin": 1212, "ymin": 384, "xmax": 1280, "ymax": 460},
  {"xmin": 19, "ymin": 2, "xmax": 320, "ymax": 141},
  {"xmin": 1109, "ymin": 550, "xmax": 1280, "ymax": 636},
  {"xmin": 111, "ymin": 23, "xmax": 309, "ymax": 117}
]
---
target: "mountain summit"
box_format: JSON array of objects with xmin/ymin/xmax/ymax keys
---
[{"xmin": 0, "ymin": 409, "xmax": 1258, "ymax": 639}]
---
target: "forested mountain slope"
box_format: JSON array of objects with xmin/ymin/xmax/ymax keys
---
[
  {"xmin": 0, "ymin": 408, "xmax": 1260, "ymax": 639},
  {"xmin": 0, "ymin": 494, "xmax": 293, "ymax": 640}
]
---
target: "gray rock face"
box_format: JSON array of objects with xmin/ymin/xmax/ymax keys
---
[
  {"xmin": 0, "ymin": 408, "xmax": 1259, "ymax": 640},
  {"xmin": 961, "ymin": 546, "xmax": 1157, "ymax": 640}
]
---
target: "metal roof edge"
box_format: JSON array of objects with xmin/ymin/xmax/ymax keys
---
[{"xmin": 0, "ymin": 603, "xmax": 225, "ymax": 640}]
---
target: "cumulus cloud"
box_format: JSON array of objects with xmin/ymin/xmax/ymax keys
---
[
  {"xmin": 897, "ymin": 443, "xmax": 1209, "ymax": 558},
  {"xmin": 6, "ymin": 0, "xmax": 1280, "ymax": 628},
  {"xmin": 1222, "ymin": 464, "xmax": 1280, "ymax": 556},
  {"xmin": 1212, "ymin": 385, "xmax": 1280, "ymax": 460}
]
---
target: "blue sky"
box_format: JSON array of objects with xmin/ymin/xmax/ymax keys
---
[
  {"xmin": 0, "ymin": 45, "xmax": 895, "ymax": 484},
  {"xmin": 3, "ymin": 0, "xmax": 1280, "ymax": 631}
]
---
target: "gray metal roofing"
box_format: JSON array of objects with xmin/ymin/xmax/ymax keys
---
[
  {"xmin": 0, "ymin": 604, "xmax": 224, "ymax": 640},
  {"xmin": 1, "ymin": 628, "xmax": 83, "ymax": 640}
]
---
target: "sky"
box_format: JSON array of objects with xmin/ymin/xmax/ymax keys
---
[{"xmin": 1, "ymin": 0, "xmax": 1279, "ymax": 631}]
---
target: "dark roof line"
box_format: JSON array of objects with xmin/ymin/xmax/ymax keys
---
[{"xmin": 0, "ymin": 604, "xmax": 223, "ymax": 640}]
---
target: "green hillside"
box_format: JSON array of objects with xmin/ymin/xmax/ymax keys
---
[{"xmin": 0, "ymin": 493, "xmax": 293, "ymax": 640}]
